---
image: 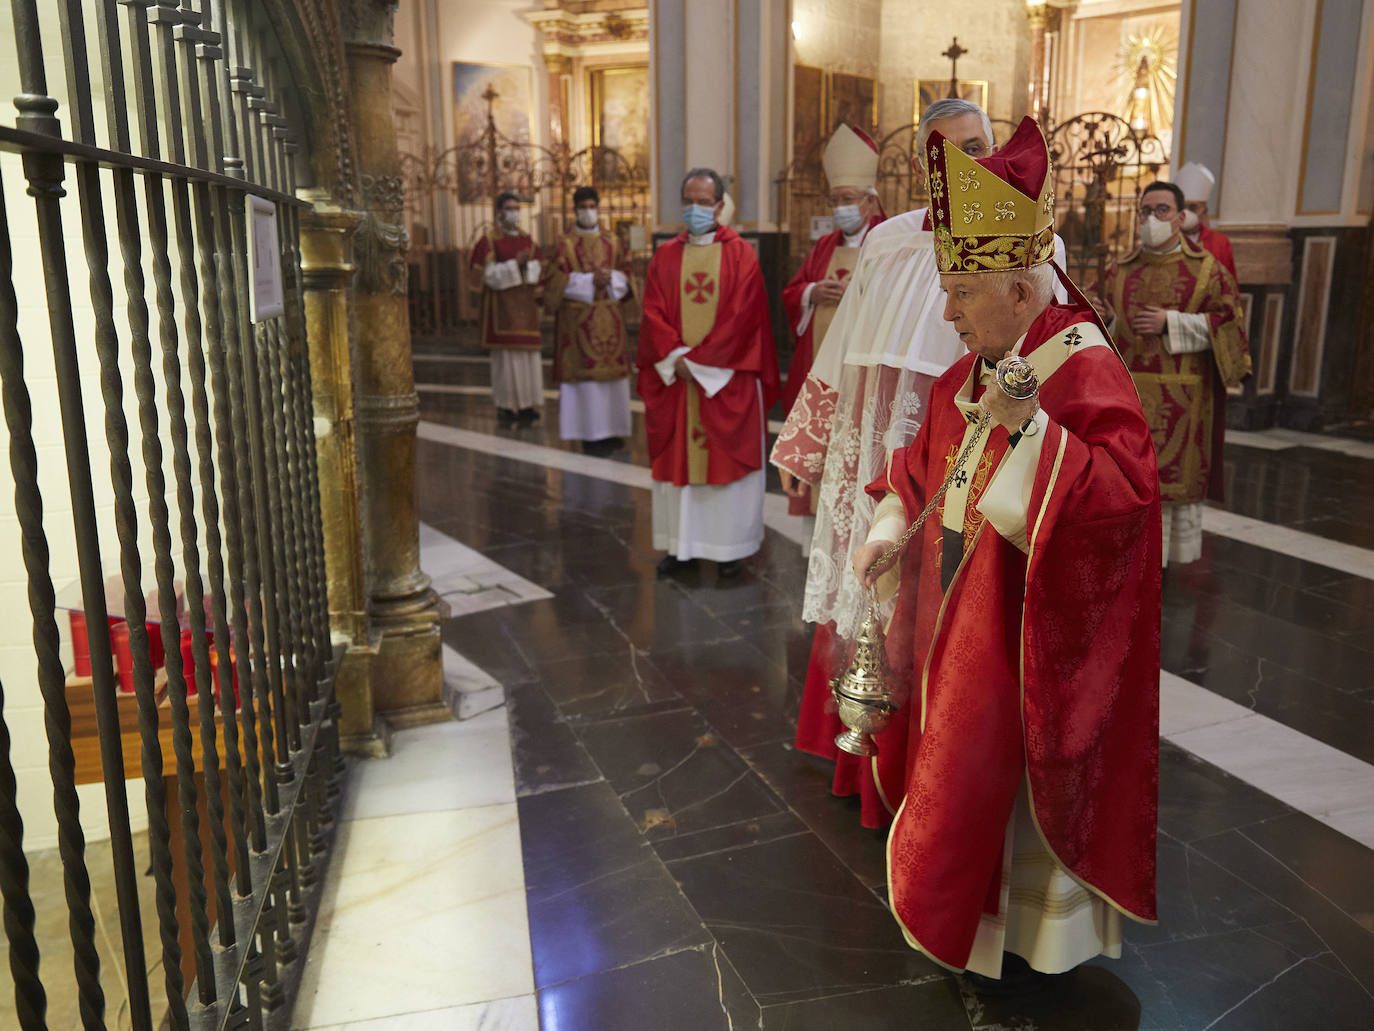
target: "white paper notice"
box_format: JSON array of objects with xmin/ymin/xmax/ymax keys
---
[{"xmin": 248, "ymin": 195, "xmax": 283, "ymax": 320}]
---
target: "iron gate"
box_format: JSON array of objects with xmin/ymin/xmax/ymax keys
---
[{"xmin": 0, "ymin": 1, "xmax": 341, "ymax": 1028}]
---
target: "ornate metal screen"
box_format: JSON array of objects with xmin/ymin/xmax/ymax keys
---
[
  {"xmin": 1045, "ymin": 111, "xmax": 1167, "ymax": 287},
  {"xmin": 400, "ymin": 90, "xmax": 651, "ymax": 340},
  {"xmin": 0, "ymin": 2, "xmax": 341, "ymax": 1029},
  {"xmin": 776, "ymin": 113, "xmax": 1162, "ymax": 292}
]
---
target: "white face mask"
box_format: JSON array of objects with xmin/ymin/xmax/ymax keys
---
[
  {"xmin": 1140, "ymin": 215, "xmax": 1175, "ymax": 250},
  {"xmin": 832, "ymin": 204, "xmax": 864, "ymax": 235},
  {"xmin": 1180, "ymin": 209, "xmax": 1200, "ymax": 233},
  {"xmin": 501, "ymin": 208, "xmax": 520, "ymax": 228},
  {"xmin": 576, "ymin": 207, "xmax": 599, "ymax": 229}
]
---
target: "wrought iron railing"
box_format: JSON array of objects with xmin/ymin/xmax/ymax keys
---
[{"xmin": 0, "ymin": 2, "xmax": 342, "ymax": 1029}]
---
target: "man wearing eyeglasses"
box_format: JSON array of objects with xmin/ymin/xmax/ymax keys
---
[{"xmin": 1094, "ymin": 181, "xmax": 1251, "ymax": 565}]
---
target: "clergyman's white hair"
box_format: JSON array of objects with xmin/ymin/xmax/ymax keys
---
[
  {"xmin": 982, "ymin": 263, "xmax": 1056, "ymax": 308},
  {"xmin": 915, "ymin": 98, "xmax": 995, "ymax": 170}
]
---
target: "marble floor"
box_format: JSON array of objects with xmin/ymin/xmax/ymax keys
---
[{"xmin": 296, "ymin": 346, "xmax": 1374, "ymax": 1030}]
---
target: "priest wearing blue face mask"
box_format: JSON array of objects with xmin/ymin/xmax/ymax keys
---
[
  {"xmin": 1092, "ymin": 180, "xmax": 1251, "ymax": 565},
  {"xmin": 780, "ymin": 125, "xmax": 885, "ymax": 423},
  {"xmin": 637, "ymin": 168, "xmax": 780, "ymax": 579}
]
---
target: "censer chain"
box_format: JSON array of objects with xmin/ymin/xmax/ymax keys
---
[{"xmin": 865, "ymin": 412, "xmax": 992, "ymax": 584}]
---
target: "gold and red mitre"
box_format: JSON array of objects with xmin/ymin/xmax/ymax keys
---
[{"xmin": 925, "ymin": 115, "xmax": 1055, "ymax": 274}]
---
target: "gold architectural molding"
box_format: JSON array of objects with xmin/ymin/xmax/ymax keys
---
[{"xmin": 526, "ymin": 6, "xmax": 650, "ymax": 58}]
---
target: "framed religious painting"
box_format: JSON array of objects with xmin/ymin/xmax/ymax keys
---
[
  {"xmin": 452, "ymin": 62, "xmax": 533, "ymax": 201},
  {"xmin": 793, "ymin": 64, "xmax": 826, "ymax": 177},
  {"xmin": 589, "ymin": 66, "xmax": 651, "ymax": 174},
  {"xmin": 827, "ymin": 72, "xmax": 878, "ymax": 138},
  {"xmin": 914, "ymin": 79, "xmax": 989, "ymax": 123}
]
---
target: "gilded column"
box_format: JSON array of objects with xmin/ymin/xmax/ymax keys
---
[
  {"xmin": 1025, "ymin": 1, "xmax": 1050, "ymax": 125},
  {"xmin": 546, "ymin": 54, "xmax": 572, "ymax": 146},
  {"xmin": 342, "ymin": 0, "xmax": 449, "ymax": 733},
  {"xmin": 298, "ymin": 201, "xmax": 384, "ymax": 752}
]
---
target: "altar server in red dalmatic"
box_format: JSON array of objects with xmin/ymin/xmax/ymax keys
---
[
  {"xmin": 469, "ymin": 191, "xmax": 545, "ymax": 425},
  {"xmin": 638, "ymin": 167, "xmax": 779, "ymax": 579},
  {"xmin": 546, "ymin": 186, "xmax": 635, "ymax": 452},
  {"xmin": 851, "ymin": 118, "xmax": 1161, "ymax": 987}
]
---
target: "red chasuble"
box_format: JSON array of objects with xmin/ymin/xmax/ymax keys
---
[
  {"xmin": 637, "ymin": 227, "xmax": 780, "ymax": 487},
  {"xmin": 779, "ymin": 215, "xmax": 884, "ymax": 413},
  {"xmin": 1191, "ymin": 224, "xmax": 1237, "ymax": 281},
  {"xmin": 469, "ymin": 231, "xmax": 542, "ymax": 349},
  {"xmin": 867, "ymin": 302, "xmax": 1161, "ymax": 970}
]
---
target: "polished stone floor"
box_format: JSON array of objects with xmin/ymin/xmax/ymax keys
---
[{"xmin": 346, "ymin": 347, "xmax": 1374, "ymax": 1030}]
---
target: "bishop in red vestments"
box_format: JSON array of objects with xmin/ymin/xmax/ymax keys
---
[
  {"xmin": 638, "ymin": 168, "xmax": 779, "ymax": 577},
  {"xmin": 852, "ymin": 119, "xmax": 1160, "ymax": 981},
  {"xmin": 779, "ymin": 124, "xmax": 885, "ymax": 522},
  {"xmin": 1175, "ymin": 161, "xmax": 1237, "ymax": 280}
]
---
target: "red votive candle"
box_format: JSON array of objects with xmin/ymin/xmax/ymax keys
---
[
  {"xmin": 69, "ymin": 611, "xmax": 91, "ymax": 677},
  {"xmin": 110, "ymin": 620, "xmax": 134, "ymax": 693}
]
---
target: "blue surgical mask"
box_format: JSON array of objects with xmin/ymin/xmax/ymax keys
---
[
  {"xmin": 682, "ymin": 203, "xmax": 717, "ymax": 236},
  {"xmin": 833, "ymin": 204, "xmax": 864, "ymax": 235}
]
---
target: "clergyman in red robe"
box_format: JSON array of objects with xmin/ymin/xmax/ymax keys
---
[
  {"xmin": 637, "ymin": 168, "xmax": 779, "ymax": 578},
  {"xmin": 851, "ymin": 118, "xmax": 1160, "ymax": 985},
  {"xmin": 779, "ymin": 123, "xmax": 885, "ymax": 522},
  {"xmin": 1175, "ymin": 161, "xmax": 1237, "ymax": 280}
]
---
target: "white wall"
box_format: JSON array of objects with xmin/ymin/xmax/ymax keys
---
[
  {"xmin": 792, "ymin": 0, "xmax": 883, "ymax": 80},
  {"xmin": 878, "ymin": 0, "xmax": 1031, "ymax": 134}
]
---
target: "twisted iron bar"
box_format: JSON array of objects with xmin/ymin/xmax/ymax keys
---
[
  {"xmin": 92, "ymin": 0, "xmax": 219, "ymax": 1002},
  {"xmin": 92, "ymin": 1, "xmax": 220, "ymax": 987},
  {"xmin": 222, "ymin": 58, "xmax": 291, "ymax": 797},
  {"xmin": 53, "ymin": 1, "xmax": 189, "ymax": 1020},
  {"xmin": 281, "ymin": 153, "xmax": 331, "ymax": 668},
  {"xmin": 109, "ymin": 150, "xmax": 218, "ymax": 1008},
  {"xmin": 0, "ymin": 170, "xmax": 50, "ymax": 1031},
  {"xmin": 178, "ymin": 0, "xmax": 271, "ymax": 855},
  {"xmin": 69, "ymin": 143, "xmax": 193, "ymax": 1031},
  {"xmin": 139, "ymin": 0, "xmax": 240, "ymax": 944}
]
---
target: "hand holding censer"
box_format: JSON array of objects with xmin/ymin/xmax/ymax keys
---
[{"xmin": 830, "ymin": 353, "xmax": 1040, "ymax": 757}]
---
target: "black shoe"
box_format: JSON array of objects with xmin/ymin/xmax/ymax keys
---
[
  {"xmin": 598, "ymin": 436, "xmax": 624, "ymax": 451},
  {"xmin": 962, "ymin": 954, "xmax": 1054, "ymax": 997},
  {"xmin": 717, "ymin": 559, "xmax": 744, "ymax": 578},
  {"xmin": 497, "ymin": 408, "xmax": 517, "ymax": 426},
  {"xmin": 517, "ymin": 407, "xmax": 541, "ymax": 425},
  {"xmin": 656, "ymin": 555, "xmax": 697, "ymax": 576}
]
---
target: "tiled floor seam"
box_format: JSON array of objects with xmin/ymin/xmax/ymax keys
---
[{"xmin": 338, "ymin": 798, "xmax": 520, "ymax": 823}]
